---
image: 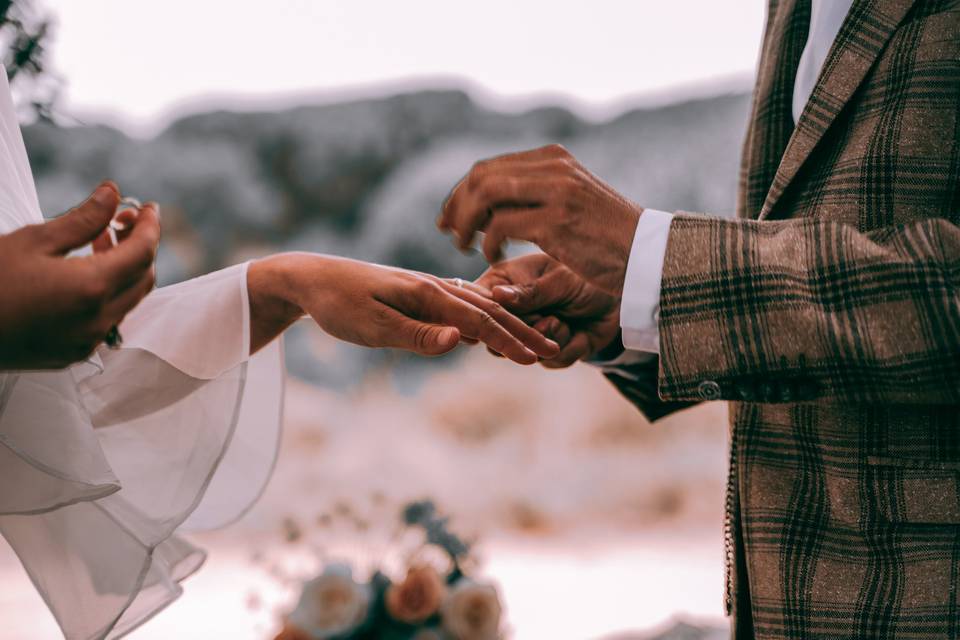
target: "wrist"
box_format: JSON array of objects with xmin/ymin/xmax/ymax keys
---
[
  {"xmin": 612, "ymin": 204, "xmax": 643, "ymax": 297},
  {"xmin": 248, "ymin": 253, "xmax": 309, "ymax": 323}
]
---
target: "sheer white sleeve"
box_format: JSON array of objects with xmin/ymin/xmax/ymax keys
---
[{"xmin": 0, "ymin": 263, "xmax": 284, "ymax": 640}]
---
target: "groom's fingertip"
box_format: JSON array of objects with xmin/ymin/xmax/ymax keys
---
[{"xmin": 493, "ymin": 286, "xmax": 520, "ymax": 303}]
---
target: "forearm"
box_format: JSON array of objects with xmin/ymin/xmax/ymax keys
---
[
  {"xmin": 248, "ymin": 254, "xmax": 307, "ymax": 354},
  {"xmin": 657, "ymin": 214, "xmax": 960, "ymax": 404}
]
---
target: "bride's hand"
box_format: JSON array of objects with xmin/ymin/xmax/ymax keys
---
[{"xmin": 247, "ymin": 253, "xmax": 560, "ymax": 364}]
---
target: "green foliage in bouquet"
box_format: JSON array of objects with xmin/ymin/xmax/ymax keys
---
[{"xmin": 276, "ymin": 500, "xmax": 502, "ymax": 640}]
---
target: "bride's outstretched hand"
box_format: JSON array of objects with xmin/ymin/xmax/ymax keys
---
[{"xmin": 247, "ymin": 253, "xmax": 559, "ymax": 363}]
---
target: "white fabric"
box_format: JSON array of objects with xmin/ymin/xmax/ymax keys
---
[
  {"xmin": 0, "ymin": 70, "xmax": 285, "ymax": 640},
  {"xmin": 616, "ymin": 1, "xmax": 853, "ymax": 355},
  {"xmin": 619, "ymin": 209, "xmax": 673, "ymax": 354},
  {"xmin": 793, "ymin": 0, "xmax": 856, "ymax": 124}
]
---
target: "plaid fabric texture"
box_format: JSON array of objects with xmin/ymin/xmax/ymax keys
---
[{"xmin": 606, "ymin": 0, "xmax": 960, "ymax": 637}]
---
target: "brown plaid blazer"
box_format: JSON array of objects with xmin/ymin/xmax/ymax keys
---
[{"xmin": 606, "ymin": 0, "xmax": 960, "ymax": 637}]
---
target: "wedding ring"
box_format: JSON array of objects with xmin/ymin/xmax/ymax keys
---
[
  {"xmin": 453, "ymin": 278, "xmax": 464, "ymax": 288},
  {"xmin": 103, "ymin": 196, "xmax": 142, "ymax": 350}
]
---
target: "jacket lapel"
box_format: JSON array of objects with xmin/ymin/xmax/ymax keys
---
[
  {"xmin": 738, "ymin": 0, "xmax": 811, "ymax": 221},
  {"xmin": 758, "ymin": 0, "xmax": 918, "ymax": 220}
]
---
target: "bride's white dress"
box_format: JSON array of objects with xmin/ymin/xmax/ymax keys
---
[{"xmin": 0, "ymin": 74, "xmax": 285, "ymax": 639}]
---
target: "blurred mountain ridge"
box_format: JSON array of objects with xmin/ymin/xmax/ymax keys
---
[{"xmin": 23, "ymin": 87, "xmax": 749, "ymax": 282}]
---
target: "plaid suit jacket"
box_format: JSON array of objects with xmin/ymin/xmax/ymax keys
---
[{"xmin": 606, "ymin": 0, "xmax": 960, "ymax": 637}]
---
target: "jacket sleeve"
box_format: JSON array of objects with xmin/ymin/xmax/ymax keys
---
[
  {"xmin": 656, "ymin": 214, "xmax": 960, "ymax": 405},
  {"xmin": 600, "ymin": 354, "xmax": 699, "ymax": 422}
]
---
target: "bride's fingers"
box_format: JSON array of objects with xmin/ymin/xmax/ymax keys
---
[
  {"xmin": 425, "ymin": 291, "xmax": 539, "ymax": 364},
  {"xmin": 485, "ymin": 316, "xmax": 569, "ymax": 362},
  {"xmin": 437, "ymin": 280, "xmax": 559, "ymax": 359},
  {"xmin": 486, "ymin": 346, "xmax": 505, "ymax": 358},
  {"xmin": 375, "ymin": 305, "xmax": 461, "ymax": 356},
  {"xmin": 454, "ymin": 279, "xmax": 492, "ymax": 298}
]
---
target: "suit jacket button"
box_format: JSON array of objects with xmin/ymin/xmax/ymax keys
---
[
  {"xmin": 758, "ymin": 382, "xmax": 776, "ymax": 401},
  {"xmin": 697, "ymin": 380, "xmax": 722, "ymax": 400},
  {"xmin": 780, "ymin": 383, "xmax": 794, "ymax": 402}
]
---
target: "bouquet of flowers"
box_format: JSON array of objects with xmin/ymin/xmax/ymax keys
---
[{"xmin": 273, "ymin": 500, "xmax": 504, "ymax": 640}]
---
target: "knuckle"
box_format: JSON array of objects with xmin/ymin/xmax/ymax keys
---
[
  {"xmin": 469, "ymin": 171, "xmax": 490, "ymax": 197},
  {"xmin": 478, "ymin": 311, "xmax": 498, "ymax": 328},
  {"xmin": 403, "ymin": 278, "xmax": 437, "ymax": 305},
  {"xmin": 80, "ymin": 278, "xmax": 109, "ymax": 306},
  {"xmin": 472, "ymin": 157, "xmax": 491, "ymax": 172},
  {"xmin": 413, "ymin": 324, "xmax": 431, "ymax": 350},
  {"xmin": 467, "ymin": 165, "xmax": 486, "ymax": 190},
  {"xmin": 546, "ymin": 143, "xmax": 570, "ymax": 158},
  {"xmin": 556, "ymin": 175, "xmax": 579, "ymax": 196},
  {"xmin": 23, "ymin": 222, "xmax": 50, "ymax": 245},
  {"xmin": 372, "ymin": 306, "xmax": 393, "ymax": 326},
  {"xmin": 412, "ymin": 278, "xmax": 436, "ymax": 297}
]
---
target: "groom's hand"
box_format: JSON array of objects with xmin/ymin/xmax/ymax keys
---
[
  {"xmin": 475, "ymin": 253, "xmax": 621, "ymax": 368},
  {"xmin": 438, "ymin": 144, "xmax": 642, "ymax": 296}
]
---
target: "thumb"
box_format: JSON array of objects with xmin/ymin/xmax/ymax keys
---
[
  {"xmin": 42, "ymin": 182, "xmax": 120, "ymax": 254},
  {"xmin": 491, "ymin": 268, "xmax": 572, "ymax": 315},
  {"xmin": 395, "ymin": 319, "xmax": 461, "ymax": 356}
]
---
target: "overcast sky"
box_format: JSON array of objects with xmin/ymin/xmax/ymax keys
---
[{"xmin": 42, "ymin": 0, "xmax": 766, "ymax": 135}]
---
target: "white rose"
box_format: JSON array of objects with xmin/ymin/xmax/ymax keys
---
[
  {"xmin": 288, "ymin": 563, "xmax": 371, "ymax": 639},
  {"xmin": 441, "ymin": 580, "xmax": 502, "ymax": 640}
]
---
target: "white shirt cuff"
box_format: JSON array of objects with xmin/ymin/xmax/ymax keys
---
[
  {"xmin": 620, "ymin": 208, "xmax": 674, "ymax": 354},
  {"xmin": 589, "ymin": 346, "xmax": 657, "ymax": 368}
]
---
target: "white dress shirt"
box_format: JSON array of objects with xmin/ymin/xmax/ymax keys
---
[{"xmin": 618, "ymin": 0, "xmax": 855, "ymax": 354}]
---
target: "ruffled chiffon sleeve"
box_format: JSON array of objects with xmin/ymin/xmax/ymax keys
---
[{"xmin": 0, "ymin": 263, "xmax": 285, "ymax": 640}]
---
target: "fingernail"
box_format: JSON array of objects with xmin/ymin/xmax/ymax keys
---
[
  {"xmin": 438, "ymin": 327, "xmax": 459, "ymax": 346},
  {"xmin": 496, "ymin": 286, "xmax": 520, "ymax": 302},
  {"xmin": 93, "ymin": 183, "xmax": 117, "ymax": 206}
]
